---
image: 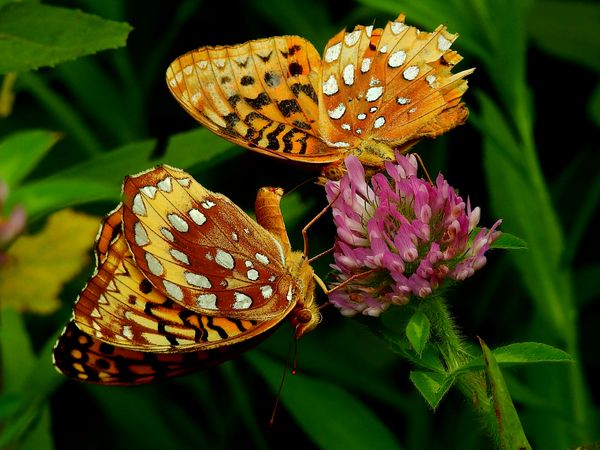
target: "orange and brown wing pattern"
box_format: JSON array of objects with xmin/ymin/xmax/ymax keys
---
[
  {"xmin": 166, "ymin": 36, "xmax": 340, "ymax": 164},
  {"xmin": 53, "ymin": 166, "xmax": 321, "ymax": 385},
  {"xmin": 73, "ymin": 208, "xmax": 286, "ymax": 352},
  {"xmin": 318, "ymin": 14, "xmax": 473, "ymax": 151},
  {"xmin": 121, "ymin": 165, "xmax": 297, "ymax": 320},
  {"xmin": 53, "ymin": 321, "xmax": 270, "ymax": 385},
  {"xmin": 167, "ymin": 14, "xmax": 473, "ymax": 175}
]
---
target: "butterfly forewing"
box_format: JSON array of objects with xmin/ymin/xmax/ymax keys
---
[
  {"xmin": 53, "ymin": 321, "xmax": 271, "ymax": 385},
  {"xmin": 166, "ymin": 36, "xmax": 340, "ymax": 164},
  {"xmin": 122, "ymin": 165, "xmax": 295, "ymax": 320},
  {"xmin": 318, "ymin": 15, "xmax": 473, "ymax": 150}
]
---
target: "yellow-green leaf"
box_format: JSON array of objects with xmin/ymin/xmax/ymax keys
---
[
  {"xmin": 0, "ymin": 209, "xmax": 98, "ymax": 313},
  {"xmin": 479, "ymin": 337, "xmax": 532, "ymax": 450}
]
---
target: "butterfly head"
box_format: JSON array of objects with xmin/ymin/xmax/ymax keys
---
[
  {"xmin": 285, "ymin": 251, "xmax": 322, "ymax": 339},
  {"xmin": 290, "ymin": 291, "xmax": 321, "ymax": 339}
]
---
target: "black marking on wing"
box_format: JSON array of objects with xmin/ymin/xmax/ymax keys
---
[
  {"xmin": 205, "ymin": 316, "xmax": 228, "ymax": 339},
  {"xmin": 277, "ymin": 99, "xmax": 302, "ymax": 118},
  {"xmin": 288, "ymin": 62, "xmax": 303, "ymax": 76},
  {"xmin": 240, "ymin": 75, "xmax": 255, "ymax": 86},
  {"xmin": 244, "ymin": 92, "xmax": 271, "ymax": 109},
  {"xmin": 290, "ymin": 82, "xmax": 318, "ymax": 103}
]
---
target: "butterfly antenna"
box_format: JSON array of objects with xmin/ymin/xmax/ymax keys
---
[
  {"xmin": 292, "ymin": 333, "xmax": 299, "ymax": 376},
  {"xmin": 326, "ymin": 268, "xmax": 378, "ymax": 295},
  {"xmin": 268, "ymin": 336, "xmax": 295, "ymax": 429},
  {"xmin": 285, "ymin": 176, "xmax": 320, "ymax": 196},
  {"xmin": 412, "ymin": 152, "xmax": 434, "ymax": 185},
  {"xmin": 302, "ymin": 190, "xmax": 340, "ymax": 257}
]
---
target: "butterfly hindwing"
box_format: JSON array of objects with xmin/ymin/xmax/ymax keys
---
[{"xmin": 53, "ymin": 321, "xmax": 271, "ymax": 385}]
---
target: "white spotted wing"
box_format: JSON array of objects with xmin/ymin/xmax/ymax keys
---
[
  {"xmin": 72, "ymin": 207, "xmax": 288, "ymax": 352},
  {"xmin": 318, "ymin": 14, "xmax": 474, "ymax": 150},
  {"xmin": 167, "ymin": 14, "xmax": 473, "ymax": 175},
  {"xmin": 122, "ymin": 165, "xmax": 296, "ymax": 320}
]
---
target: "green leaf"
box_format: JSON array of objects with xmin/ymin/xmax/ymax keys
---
[
  {"xmin": 0, "ymin": 394, "xmax": 23, "ymax": 421},
  {"xmin": 55, "ymin": 58, "xmax": 142, "ymax": 142},
  {"xmin": 490, "ymin": 342, "xmax": 573, "ymax": 364},
  {"xmin": 476, "ymin": 90, "xmax": 574, "ymax": 340},
  {"xmin": 0, "ymin": 2, "xmax": 132, "ymax": 74},
  {"xmin": 409, "ymin": 370, "xmax": 453, "ymax": 410},
  {"xmin": 491, "ymin": 232, "xmax": 527, "ymax": 250},
  {"xmin": 457, "ymin": 342, "xmax": 573, "ymax": 374},
  {"xmin": 17, "ymin": 72, "xmax": 102, "ymax": 156},
  {"xmin": 6, "ymin": 178, "xmax": 117, "ymax": 220},
  {"xmin": 406, "ymin": 310, "xmax": 430, "ymax": 355},
  {"xmin": 0, "ymin": 130, "xmax": 61, "ymax": 188},
  {"xmin": 0, "ymin": 328, "xmax": 64, "ymax": 449},
  {"xmin": 0, "ymin": 311, "xmax": 59, "ymax": 449},
  {"xmin": 0, "ymin": 309, "xmax": 37, "ymax": 448},
  {"xmin": 20, "ymin": 406, "xmax": 54, "ymax": 450},
  {"xmin": 221, "ymin": 364, "xmax": 270, "ymax": 450},
  {"xmin": 157, "ymin": 128, "xmax": 243, "ymax": 169},
  {"xmin": 4, "ymin": 130, "xmax": 244, "ymax": 219},
  {"xmin": 527, "ymin": 1, "xmax": 600, "ymax": 72},
  {"xmin": 48, "ymin": 139, "xmax": 156, "ymax": 186},
  {"xmin": 0, "ymin": 209, "xmax": 99, "ymax": 313},
  {"xmin": 89, "ymin": 388, "xmax": 193, "ymax": 450},
  {"xmin": 0, "ymin": 308, "xmax": 35, "ymax": 391},
  {"xmin": 478, "ymin": 338, "xmax": 532, "ymax": 450},
  {"xmin": 248, "ymin": 351, "xmax": 402, "ymax": 450}
]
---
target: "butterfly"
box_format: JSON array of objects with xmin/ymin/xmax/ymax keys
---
[
  {"xmin": 53, "ymin": 165, "xmax": 320, "ymax": 385},
  {"xmin": 166, "ymin": 13, "xmax": 473, "ymax": 179}
]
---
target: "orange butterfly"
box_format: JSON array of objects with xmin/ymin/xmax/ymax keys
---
[
  {"xmin": 53, "ymin": 166, "xmax": 319, "ymax": 385},
  {"xmin": 166, "ymin": 14, "xmax": 473, "ymax": 178}
]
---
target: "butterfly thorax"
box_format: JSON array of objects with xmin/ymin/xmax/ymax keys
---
[
  {"xmin": 321, "ymin": 139, "xmax": 399, "ymax": 181},
  {"xmin": 254, "ymin": 186, "xmax": 320, "ymax": 338},
  {"xmin": 354, "ymin": 138, "xmax": 396, "ymax": 168}
]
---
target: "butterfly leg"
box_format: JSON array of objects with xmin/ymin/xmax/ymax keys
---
[{"xmin": 301, "ymin": 195, "xmax": 338, "ymax": 257}]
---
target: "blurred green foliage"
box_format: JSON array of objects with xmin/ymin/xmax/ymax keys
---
[{"xmin": 0, "ymin": 0, "xmax": 598, "ymax": 449}]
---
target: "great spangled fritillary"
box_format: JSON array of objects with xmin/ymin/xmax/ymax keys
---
[
  {"xmin": 166, "ymin": 14, "xmax": 473, "ymax": 178},
  {"xmin": 52, "ymin": 165, "xmax": 319, "ymax": 385}
]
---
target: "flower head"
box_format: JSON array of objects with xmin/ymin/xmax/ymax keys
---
[{"xmin": 325, "ymin": 153, "xmax": 501, "ymax": 317}]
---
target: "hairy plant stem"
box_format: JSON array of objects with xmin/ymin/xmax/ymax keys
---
[{"xmin": 420, "ymin": 296, "xmax": 499, "ymax": 442}]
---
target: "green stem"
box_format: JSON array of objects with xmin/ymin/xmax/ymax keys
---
[
  {"xmin": 419, "ymin": 297, "xmax": 497, "ymax": 440},
  {"xmin": 0, "ymin": 73, "xmax": 17, "ymax": 118}
]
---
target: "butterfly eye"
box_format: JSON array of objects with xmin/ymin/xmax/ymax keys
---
[{"xmin": 295, "ymin": 308, "xmax": 314, "ymax": 324}]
